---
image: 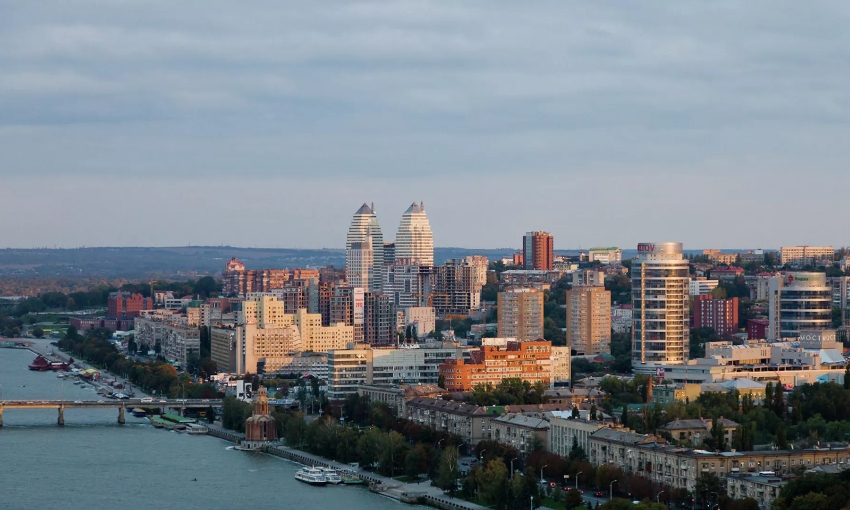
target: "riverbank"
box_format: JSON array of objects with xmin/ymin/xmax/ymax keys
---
[
  {"xmin": 204, "ymin": 421, "xmax": 484, "ymax": 510},
  {"xmin": 15, "ymin": 338, "xmax": 150, "ymax": 398}
]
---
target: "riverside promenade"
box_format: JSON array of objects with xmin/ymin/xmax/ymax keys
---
[
  {"xmin": 205, "ymin": 422, "xmax": 486, "ymax": 510},
  {"xmin": 264, "ymin": 442, "xmax": 487, "ymax": 510}
]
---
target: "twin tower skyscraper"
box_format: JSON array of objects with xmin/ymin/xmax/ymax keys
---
[{"xmin": 345, "ymin": 202, "xmax": 434, "ymax": 293}]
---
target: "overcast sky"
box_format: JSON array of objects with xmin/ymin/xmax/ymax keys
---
[{"xmin": 1, "ymin": 1, "xmax": 849, "ymax": 250}]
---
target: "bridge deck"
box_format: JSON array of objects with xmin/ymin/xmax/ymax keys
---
[{"xmin": 0, "ymin": 399, "xmax": 222, "ymax": 409}]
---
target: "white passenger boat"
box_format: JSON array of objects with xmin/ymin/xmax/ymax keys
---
[
  {"xmin": 294, "ymin": 467, "xmax": 327, "ymax": 486},
  {"xmin": 318, "ymin": 467, "xmax": 342, "ymax": 484},
  {"xmin": 186, "ymin": 423, "xmax": 209, "ymax": 435}
]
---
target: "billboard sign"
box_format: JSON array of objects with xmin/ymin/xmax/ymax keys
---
[
  {"xmin": 353, "ymin": 287, "xmax": 365, "ymax": 325},
  {"xmin": 637, "ymin": 243, "xmax": 656, "ymax": 253}
]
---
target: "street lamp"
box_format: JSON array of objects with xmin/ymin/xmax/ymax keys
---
[
  {"xmin": 609, "ymin": 480, "xmax": 618, "ymax": 501},
  {"xmin": 540, "ymin": 464, "xmax": 548, "ymax": 484},
  {"xmin": 479, "ymin": 449, "xmax": 487, "ymax": 462},
  {"xmin": 657, "ymin": 490, "xmax": 665, "ymax": 503},
  {"xmin": 437, "ymin": 438, "xmax": 445, "ymax": 449},
  {"xmin": 575, "ymin": 471, "xmax": 583, "ymax": 491},
  {"xmin": 530, "ymin": 496, "xmax": 534, "ymax": 510},
  {"xmin": 510, "ymin": 458, "xmax": 516, "ymax": 480}
]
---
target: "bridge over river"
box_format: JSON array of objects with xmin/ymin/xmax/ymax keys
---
[{"xmin": 0, "ymin": 399, "xmax": 222, "ymax": 426}]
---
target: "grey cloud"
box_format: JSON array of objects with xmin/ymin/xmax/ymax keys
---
[{"xmin": 1, "ymin": 1, "xmax": 849, "ymax": 248}]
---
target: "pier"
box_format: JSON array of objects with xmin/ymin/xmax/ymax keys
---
[{"xmin": 0, "ymin": 399, "xmax": 222, "ymax": 427}]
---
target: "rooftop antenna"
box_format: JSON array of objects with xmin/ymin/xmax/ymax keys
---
[{"xmin": 371, "ymin": 202, "xmax": 375, "ymax": 213}]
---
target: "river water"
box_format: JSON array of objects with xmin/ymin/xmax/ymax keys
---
[{"xmin": 0, "ymin": 348, "xmax": 417, "ymax": 510}]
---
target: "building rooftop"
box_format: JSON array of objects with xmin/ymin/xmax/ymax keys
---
[
  {"xmin": 406, "ymin": 397, "xmax": 493, "ymax": 417},
  {"xmin": 660, "ymin": 418, "xmax": 739, "ymax": 431},
  {"xmin": 492, "ymin": 413, "xmax": 550, "ymax": 430}
]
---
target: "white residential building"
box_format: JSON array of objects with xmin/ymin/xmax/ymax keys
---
[
  {"xmin": 394, "ymin": 202, "xmax": 434, "ymax": 267},
  {"xmin": 347, "ymin": 203, "xmax": 385, "ymax": 292}
]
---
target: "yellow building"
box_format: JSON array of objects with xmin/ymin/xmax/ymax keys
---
[
  {"xmin": 497, "ymin": 288, "xmax": 544, "ymax": 341},
  {"xmin": 566, "ymin": 285, "xmax": 611, "ymax": 355},
  {"xmin": 233, "ymin": 294, "xmax": 354, "ymax": 374}
]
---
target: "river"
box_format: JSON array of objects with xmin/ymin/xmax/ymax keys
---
[{"xmin": 0, "ymin": 347, "xmax": 419, "ymax": 510}]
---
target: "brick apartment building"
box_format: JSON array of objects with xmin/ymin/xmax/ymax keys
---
[
  {"xmin": 692, "ymin": 295, "xmax": 739, "ymax": 337},
  {"xmin": 107, "ymin": 292, "xmax": 153, "ymax": 320},
  {"xmin": 439, "ymin": 339, "xmax": 552, "ymax": 391}
]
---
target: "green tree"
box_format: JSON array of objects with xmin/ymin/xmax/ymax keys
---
[
  {"xmin": 773, "ymin": 383, "xmax": 785, "ymax": 417},
  {"xmin": 436, "ymin": 446, "xmax": 460, "ymax": 495},
  {"xmin": 32, "ymin": 326, "xmax": 44, "ymax": 338},
  {"xmin": 776, "ymin": 422, "xmax": 789, "ymax": 449},
  {"xmin": 404, "ymin": 448, "xmax": 423, "ymax": 478},
  {"xmin": 565, "ymin": 488, "xmax": 583, "ymax": 509},
  {"xmin": 845, "ymin": 366, "xmax": 850, "ymax": 390},
  {"xmin": 476, "ymin": 458, "xmax": 509, "ymax": 510}
]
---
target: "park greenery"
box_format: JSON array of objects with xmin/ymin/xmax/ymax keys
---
[
  {"xmin": 468, "ymin": 378, "xmax": 550, "ymax": 406},
  {"xmin": 601, "ymin": 379, "xmax": 850, "ymax": 452},
  {"xmin": 773, "ymin": 469, "xmax": 850, "ymax": 510}
]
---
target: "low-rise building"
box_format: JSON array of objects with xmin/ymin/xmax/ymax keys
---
[
  {"xmin": 651, "ymin": 383, "xmax": 702, "ymax": 405},
  {"xmin": 404, "ymin": 398, "xmax": 497, "ymax": 445},
  {"xmin": 689, "ymin": 278, "xmax": 720, "ymax": 297},
  {"xmin": 491, "ymin": 414, "xmax": 550, "ymax": 454},
  {"xmin": 545, "ymin": 388, "xmax": 605, "ymax": 406},
  {"xmin": 549, "ymin": 410, "xmax": 615, "ymax": 456},
  {"xmin": 327, "ymin": 345, "xmax": 470, "ymax": 400},
  {"xmin": 588, "ymin": 427, "xmax": 850, "ymax": 493},
  {"xmin": 357, "ymin": 383, "xmax": 444, "ymax": 417},
  {"xmin": 726, "ymin": 473, "xmax": 788, "ymax": 510},
  {"xmin": 659, "ymin": 418, "xmax": 738, "ymax": 447}
]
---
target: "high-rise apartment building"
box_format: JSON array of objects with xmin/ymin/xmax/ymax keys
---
[
  {"xmin": 497, "ymin": 288, "xmax": 544, "ymax": 341},
  {"xmin": 222, "ymin": 257, "xmax": 320, "ymax": 296},
  {"xmin": 566, "ymin": 282, "xmax": 611, "ymax": 355},
  {"xmin": 384, "ymin": 258, "xmax": 431, "ymax": 309},
  {"xmin": 780, "ymin": 246, "xmax": 834, "ymax": 267},
  {"xmin": 383, "ymin": 243, "xmax": 396, "ymax": 266},
  {"xmin": 223, "ymin": 295, "xmax": 354, "ymax": 374},
  {"xmin": 768, "ymin": 272, "xmax": 832, "ymax": 340},
  {"xmin": 827, "ymin": 276, "xmax": 850, "ymax": 326},
  {"xmin": 346, "ymin": 232, "xmax": 374, "ymax": 291},
  {"xmin": 692, "ymin": 296, "xmax": 739, "ymax": 337},
  {"xmin": 523, "ymin": 231, "xmax": 554, "ymax": 270},
  {"xmin": 347, "ymin": 203, "xmax": 385, "ymax": 292},
  {"xmin": 394, "ymin": 202, "xmax": 434, "ymax": 267},
  {"xmin": 363, "ymin": 292, "xmax": 398, "ymax": 346},
  {"xmin": 632, "ymin": 242, "xmax": 689, "ymax": 367},
  {"xmin": 432, "ymin": 256, "xmax": 488, "ymax": 318}
]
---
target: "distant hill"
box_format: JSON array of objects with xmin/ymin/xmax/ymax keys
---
[
  {"xmin": 0, "ymin": 246, "xmax": 518, "ymax": 280},
  {"xmin": 0, "ymin": 246, "xmax": 764, "ymax": 281}
]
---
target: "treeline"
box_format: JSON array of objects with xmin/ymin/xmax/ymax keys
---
[
  {"xmin": 8, "ymin": 276, "xmax": 221, "ymax": 316},
  {"xmin": 613, "ymin": 381, "xmax": 850, "ymax": 452},
  {"xmin": 468, "ymin": 378, "xmax": 549, "ymax": 406},
  {"xmin": 773, "ymin": 469, "xmax": 850, "ymax": 510},
  {"xmin": 56, "ymin": 326, "xmax": 220, "ymax": 399}
]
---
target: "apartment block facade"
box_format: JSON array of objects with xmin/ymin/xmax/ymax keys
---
[
  {"xmin": 566, "ymin": 284, "xmax": 611, "ymax": 355},
  {"xmin": 780, "ymin": 246, "xmax": 834, "ymax": 267},
  {"xmin": 523, "ymin": 231, "xmax": 554, "ymax": 271},
  {"xmin": 692, "ymin": 296, "xmax": 739, "ymax": 337},
  {"xmin": 497, "ymin": 288, "xmax": 544, "ymax": 341},
  {"xmin": 439, "ymin": 339, "xmax": 552, "ymax": 392}
]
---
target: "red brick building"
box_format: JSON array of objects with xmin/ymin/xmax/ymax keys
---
[
  {"xmin": 439, "ymin": 340, "xmax": 552, "ymax": 392},
  {"xmin": 107, "ymin": 292, "xmax": 152, "ymax": 320},
  {"xmin": 692, "ymin": 295, "xmax": 739, "ymax": 337},
  {"xmin": 523, "ymin": 231, "xmax": 554, "ymax": 271},
  {"xmin": 748, "ymin": 318, "xmax": 769, "ymax": 340}
]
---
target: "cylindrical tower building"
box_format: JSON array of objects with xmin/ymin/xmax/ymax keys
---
[{"xmin": 631, "ymin": 242, "xmax": 689, "ymax": 368}]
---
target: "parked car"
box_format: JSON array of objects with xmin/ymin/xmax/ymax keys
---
[{"xmin": 595, "ymin": 491, "xmax": 604, "ymax": 497}]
